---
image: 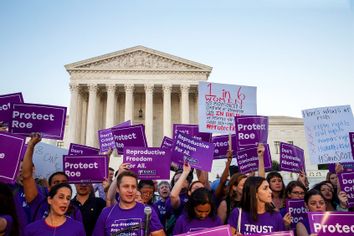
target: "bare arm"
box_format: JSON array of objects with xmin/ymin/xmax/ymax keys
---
[
  {"xmin": 106, "ymin": 162, "xmax": 130, "ymax": 207},
  {"xmin": 170, "ymin": 163, "xmax": 191, "ymax": 209},
  {"xmin": 22, "ymin": 133, "xmax": 41, "ymax": 203},
  {"xmin": 217, "ymin": 200, "xmax": 227, "ymax": 224},
  {"xmin": 296, "ymin": 222, "xmax": 309, "ymax": 236},
  {"xmin": 257, "ymin": 143, "xmax": 265, "ymax": 178},
  {"xmin": 215, "ymin": 150, "xmax": 232, "ymax": 200},
  {"xmin": 196, "ymin": 169, "xmax": 210, "ymax": 190},
  {"xmin": 151, "ymin": 229, "xmax": 166, "ymax": 236}
]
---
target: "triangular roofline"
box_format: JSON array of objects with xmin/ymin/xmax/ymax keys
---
[{"xmin": 64, "ymin": 45, "xmax": 213, "ymax": 72}]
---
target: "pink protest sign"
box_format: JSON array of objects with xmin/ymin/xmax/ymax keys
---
[{"xmin": 175, "ymin": 225, "xmax": 232, "ymax": 236}]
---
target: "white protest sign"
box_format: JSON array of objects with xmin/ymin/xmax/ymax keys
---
[
  {"xmin": 198, "ymin": 81, "xmax": 257, "ymax": 134},
  {"xmin": 302, "ymin": 105, "xmax": 354, "ymax": 164},
  {"xmin": 33, "ymin": 142, "xmax": 68, "ymax": 179}
]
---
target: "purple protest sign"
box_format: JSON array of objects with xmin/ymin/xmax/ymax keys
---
[
  {"xmin": 212, "ymin": 134, "xmax": 237, "ymax": 159},
  {"xmin": 9, "ymin": 103, "xmax": 67, "ymax": 140},
  {"xmin": 234, "ymin": 116, "xmax": 268, "ymax": 150},
  {"xmin": 0, "ymin": 132, "xmax": 26, "ymax": 183},
  {"xmin": 350, "ymin": 132, "xmax": 354, "ymax": 160},
  {"xmin": 0, "ymin": 92, "xmax": 24, "ymax": 125},
  {"xmin": 280, "ymin": 142, "xmax": 305, "ymax": 173},
  {"xmin": 236, "ymin": 144, "xmax": 272, "ymax": 174},
  {"xmin": 111, "ymin": 124, "xmax": 148, "ymax": 154},
  {"xmin": 98, "ymin": 128, "xmax": 115, "ymax": 152},
  {"xmin": 338, "ymin": 172, "xmax": 354, "ymax": 208},
  {"xmin": 112, "ymin": 120, "xmax": 131, "ymax": 128},
  {"xmin": 248, "ymin": 231, "xmax": 294, "ymax": 236},
  {"xmin": 328, "ymin": 162, "xmax": 354, "ymax": 173},
  {"xmin": 285, "ymin": 199, "xmax": 307, "ymax": 230},
  {"xmin": 175, "ymin": 225, "xmax": 232, "ymax": 236},
  {"xmin": 308, "ymin": 212, "xmax": 354, "ymax": 236},
  {"xmin": 63, "ymin": 155, "xmax": 107, "ymax": 183},
  {"xmin": 160, "ymin": 136, "xmax": 174, "ymax": 150},
  {"xmin": 173, "ymin": 124, "xmax": 212, "ymax": 142},
  {"xmin": 123, "ymin": 147, "xmax": 171, "ymax": 180},
  {"xmin": 68, "ymin": 143, "xmax": 100, "ymax": 156},
  {"xmin": 171, "ymin": 132, "xmax": 215, "ymax": 172}
]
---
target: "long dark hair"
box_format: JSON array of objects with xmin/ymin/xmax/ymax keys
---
[
  {"xmin": 0, "ymin": 183, "xmax": 20, "ymax": 236},
  {"xmin": 185, "ymin": 187, "xmax": 216, "ymax": 221},
  {"xmin": 241, "ymin": 176, "xmax": 275, "ymax": 221}
]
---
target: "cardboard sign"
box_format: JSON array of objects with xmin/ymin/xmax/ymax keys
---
[
  {"xmin": 212, "ymin": 134, "xmax": 237, "ymax": 159},
  {"xmin": 236, "ymin": 144, "xmax": 272, "ymax": 174},
  {"xmin": 234, "ymin": 115, "xmax": 268, "ymax": 150},
  {"xmin": 111, "ymin": 124, "xmax": 148, "ymax": 154},
  {"xmin": 302, "ymin": 105, "xmax": 354, "ymax": 164},
  {"xmin": 0, "ymin": 132, "xmax": 25, "ymax": 183},
  {"xmin": 198, "ymin": 81, "xmax": 257, "ymax": 134},
  {"xmin": 175, "ymin": 225, "xmax": 232, "ymax": 236},
  {"xmin": 98, "ymin": 120, "xmax": 132, "ymax": 152},
  {"xmin": 63, "ymin": 155, "xmax": 108, "ymax": 183},
  {"xmin": 33, "ymin": 142, "xmax": 68, "ymax": 179},
  {"xmin": 171, "ymin": 132, "xmax": 215, "ymax": 172},
  {"xmin": 0, "ymin": 92, "xmax": 24, "ymax": 125},
  {"xmin": 68, "ymin": 143, "xmax": 100, "ymax": 156},
  {"xmin": 160, "ymin": 136, "xmax": 174, "ymax": 150},
  {"xmin": 123, "ymin": 147, "xmax": 171, "ymax": 180},
  {"xmin": 328, "ymin": 162, "xmax": 354, "ymax": 173},
  {"xmin": 308, "ymin": 212, "xmax": 354, "ymax": 235},
  {"xmin": 280, "ymin": 142, "xmax": 305, "ymax": 173},
  {"xmin": 173, "ymin": 124, "xmax": 212, "ymax": 142},
  {"xmin": 338, "ymin": 172, "xmax": 354, "ymax": 208},
  {"xmin": 285, "ymin": 200, "xmax": 307, "ymax": 230},
  {"xmin": 10, "ymin": 103, "xmax": 67, "ymax": 140},
  {"xmin": 248, "ymin": 231, "xmax": 294, "ymax": 236}
]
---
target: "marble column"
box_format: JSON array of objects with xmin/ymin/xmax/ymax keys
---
[
  {"xmin": 124, "ymin": 84, "xmax": 134, "ymax": 121},
  {"xmin": 68, "ymin": 84, "xmax": 79, "ymax": 144},
  {"xmin": 76, "ymin": 89, "xmax": 83, "ymax": 143},
  {"xmin": 180, "ymin": 84, "xmax": 190, "ymax": 124},
  {"xmin": 162, "ymin": 84, "xmax": 172, "ymax": 138},
  {"xmin": 105, "ymin": 84, "xmax": 116, "ymax": 128},
  {"xmin": 86, "ymin": 84, "xmax": 98, "ymax": 147},
  {"xmin": 145, "ymin": 84, "xmax": 154, "ymax": 146}
]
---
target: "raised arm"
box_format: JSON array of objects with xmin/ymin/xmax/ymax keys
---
[
  {"xmin": 106, "ymin": 162, "xmax": 130, "ymax": 207},
  {"xmin": 215, "ymin": 150, "xmax": 232, "ymax": 200},
  {"xmin": 22, "ymin": 133, "xmax": 41, "ymax": 203},
  {"xmin": 257, "ymin": 143, "xmax": 265, "ymax": 178},
  {"xmin": 170, "ymin": 162, "xmax": 191, "ymax": 209}
]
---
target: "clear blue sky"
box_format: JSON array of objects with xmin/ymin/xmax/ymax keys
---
[{"xmin": 1, "ymin": 0, "xmax": 353, "ymax": 118}]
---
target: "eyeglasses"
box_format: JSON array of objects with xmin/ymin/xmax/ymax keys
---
[
  {"xmin": 291, "ymin": 191, "xmax": 305, "ymax": 196},
  {"xmin": 141, "ymin": 191, "xmax": 153, "ymax": 196}
]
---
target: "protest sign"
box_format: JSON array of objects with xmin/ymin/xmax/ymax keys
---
[
  {"xmin": 98, "ymin": 120, "xmax": 132, "ymax": 152},
  {"xmin": 173, "ymin": 124, "xmax": 212, "ymax": 142},
  {"xmin": 63, "ymin": 155, "xmax": 107, "ymax": 183},
  {"xmin": 236, "ymin": 144, "xmax": 272, "ymax": 174},
  {"xmin": 198, "ymin": 81, "xmax": 257, "ymax": 134},
  {"xmin": 328, "ymin": 162, "xmax": 354, "ymax": 173},
  {"xmin": 123, "ymin": 147, "xmax": 171, "ymax": 180},
  {"xmin": 212, "ymin": 134, "xmax": 237, "ymax": 159},
  {"xmin": 308, "ymin": 212, "xmax": 354, "ymax": 235},
  {"xmin": 10, "ymin": 103, "xmax": 67, "ymax": 140},
  {"xmin": 285, "ymin": 200, "xmax": 307, "ymax": 229},
  {"xmin": 280, "ymin": 142, "xmax": 305, "ymax": 173},
  {"xmin": 234, "ymin": 116, "xmax": 268, "ymax": 150},
  {"xmin": 33, "ymin": 142, "xmax": 68, "ymax": 179},
  {"xmin": 160, "ymin": 136, "xmax": 174, "ymax": 150},
  {"xmin": 0, "ymin": 132, "xmax": 25, "ymax": 183},
  {"xmin": 175, "ymin": 225, "xmax": 232, "ymax": 236},
  {"xmin": 302, "ymin": 105, "xmax": 354, "ymax": 164},
  {"xmin": 248, "ymin": 231, "xmax": 294, "ymax": 236},
  {"xmin": 112, "ymin": 120, "xmax": 131, "ymax": 128},
  {"xmin": 350, "ymin": 132, "xmax": 354, "ymax": 160},
  {"xmin": 338, "ymin": 172, "xmax": 354, "ymax": 208},
  {"xmin": 111, "ymin": 124, "xmax": 148, "ymax": 154},
  {"xmin": 68, "ymin": 143, "xmax": 100, "ymax": 156},
  {"xmin": 0, "ymin": 92, "xmax": 23, "ymax": 125},
  {"xmin": 171, "ymin": 132, "xmax": 215, "ymax": 172}
]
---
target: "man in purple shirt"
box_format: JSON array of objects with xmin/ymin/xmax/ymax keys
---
[{"xmin": 92, "ymin": 171, "xmax": 165, "ymax": 236}]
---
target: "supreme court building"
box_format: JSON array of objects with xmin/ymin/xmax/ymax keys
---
[{"xmin": 64, "ymin": 46, "xmax": 318, "ymax": 176}]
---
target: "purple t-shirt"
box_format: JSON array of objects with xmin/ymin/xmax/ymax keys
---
[
  {"xmin": 228, "ymin": 208, "xmax": 285, "ymax": 235},
  {"xmin": 92, "ymin": 202, "xmax": 163, "ymax": 236},
  {"xmin": 28, "ymin": 192, "xmax": 82, "ymax": 222},
  {"xmin": 0, "ymin": 215, "xmax": 13, "ymax": 236},
  {"xmin": 24, "ymin": 217, "xmax": 85, "ymax": 236},
  {"xmin": 173, "ymin": 213, "xmax": 222, "ymax": 235},
  {"xmin": 153, "ymin": 199, "xmax": 167, "ymax": 225}
]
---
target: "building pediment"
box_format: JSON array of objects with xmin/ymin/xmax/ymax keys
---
[{"xmin": 65, "ymin": 46, "xmax": 212, "ymax": 74}]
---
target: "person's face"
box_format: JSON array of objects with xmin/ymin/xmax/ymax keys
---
[
  {"xmin": 320, "ymin": 184, "xmax": 333, "ymax": 201},
  {"xmin": 48, "ymin": 187, "xmax": 71, "ymax": 216},
  {"xmin": 75, "ymin": 183, "xmax": 90, "ymax": 196},
  {"xmin": 135, "ymin": 191, "xmax": 143, "ymax": 203},
  {"xmin": 306, "ymin": 195, "xmax": 326, "ymax": 212},
  {"xmin": 50, "ymin": 174, "xmax": 68, "ymax": 189},
  {"xmin": 236, "ymin": 178, "xmax": 247, "ymax": 196},
  {"xmin": 189, "ymin": 182, "xmax": 204, "ymax": 195},
  {"xmin": 329, "ymin": 174, "xmax": 338, "ymax": 187},
  {"xmin": 269, "ymin": 176, "xmax": 283, "ymax": 192},
  {"xmin": 194, "ymin": 203, "xmax": 211, "ymax": 220},
  {"xmin": 118, "ymin": 176, "xmax": 137, "ymax": 204},
  {"xmin": 256, "ymin": 181, "xmax": 272, "ymax": 204},
  {"xmin": 108, "ymin": 170, "xmax": 114, "ymax": 182},
  {"xmin": 288, "ymin": 186, "xmax": 305, "ymax": 200},
  {"xmin": 158, "ymin": 184, "xmax": 170, "ymax": 199},
  {"xmin": 140, "ymin": 186, "xmax": 154, "ymax": 204}
]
